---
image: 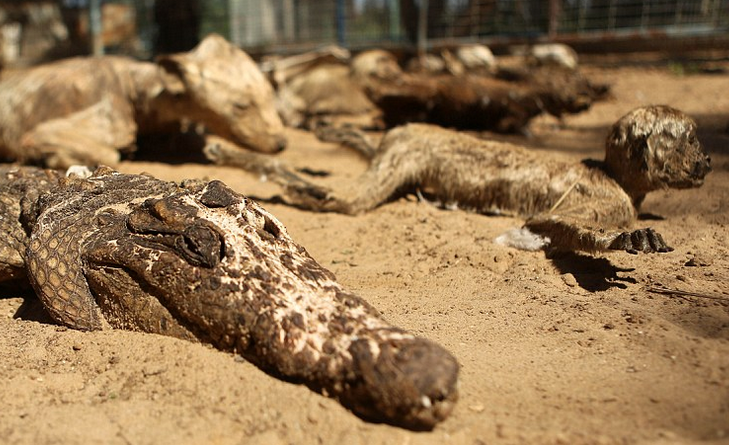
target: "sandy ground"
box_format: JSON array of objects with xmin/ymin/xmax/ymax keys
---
[{"xmin": 1, "ymin": 60, "xmax": 728, "ymax": 445}]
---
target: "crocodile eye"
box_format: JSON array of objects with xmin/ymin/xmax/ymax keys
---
[
  {"xmin": 176, "ymin": 224, "xmax": 224, "ymax": 267},
  {"xmin": 127, "ymin": 197, "xmax": 226, "ymax": 268}
]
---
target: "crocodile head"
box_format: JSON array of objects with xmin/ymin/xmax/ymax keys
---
[{"xmin": 68, "ymin": 170, "xmax": 458, "ymax": 430}]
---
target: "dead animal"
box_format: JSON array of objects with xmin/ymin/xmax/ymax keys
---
[
  {"xmin": 268, "ymin": 47, "xmax": 606, "ymax": 134},
  {"xmin": 0, "ymin": 165, "xmax": 458, "ymax": 430},
  {"xmin": 274, "ymin": 61, "xmax": 380, "ymax": 130},
  {"xmin": 0, "ymin": 34, "xmax": 286, "ymax": 169},
  {"xmin": 266, "ymin": 47, "xmax": 382, "ymax": 130},
  {"xmin": 355, "ymin": 49, "xmax": 608, "ymax": 132},
  {"xmin": 271, "ymin": 105, "xmax": 711, "ymax": 254}
]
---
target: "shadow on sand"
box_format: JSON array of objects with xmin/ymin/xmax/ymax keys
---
[{"xmin": 549, "ymin": 252, "xmax": 637, "ymax": 291}]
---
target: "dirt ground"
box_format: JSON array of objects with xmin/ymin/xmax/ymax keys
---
[{"xmin": 1, "ymin": 59, "xmax": 728, "ymax": 445}]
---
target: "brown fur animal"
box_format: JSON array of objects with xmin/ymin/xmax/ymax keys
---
[
  {"xmin": 0, "ymin": 34, "xmax": 286, "ymax": 169},
  {"xmin": 267, "ymin": 47, "xmax": 605, "ymax": 134},
  {"xmin": 276, "ymin": 105, "xmax": 710, "ymax": 254},
  {"xmin": 354, "ymin": 49, "xmax": 608, "ymax": 133}
]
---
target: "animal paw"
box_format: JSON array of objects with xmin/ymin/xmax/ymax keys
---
[
  {"xmin": 202, "ymin": 141, "xmax": 224, "ymax": 163},
  {"xmin": 283, "ymin": 182, "xmax": 341, "ymax": 212},
  {"xmin": 608, "ymin": 228, "xmax": 673, "ymax": 254}
]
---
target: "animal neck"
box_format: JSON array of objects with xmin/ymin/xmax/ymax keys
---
[
  {"xmin": 631, "ymin": 193, "xmax": 646, "ymax": 210},
  {"xmin": 127, "ymin": 63, "xmax": 202, "ymax": 134},
  {"xmin": 119, "ymin": 61, "xmax": 162, "ymax": 110},
  {"xmin": 603, "ymin": 157, "xmax": 653, "ymax": 210}
]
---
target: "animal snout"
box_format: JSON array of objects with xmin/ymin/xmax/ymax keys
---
[
  {"xmin": 693, "ymin": 155, "xmax": 711, "ymax": 178},
  {"xmin": 274, "ymin": 136, "xmax": 287, "ymax": 153}
]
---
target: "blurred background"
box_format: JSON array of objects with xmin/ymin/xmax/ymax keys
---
[{"xmin": 0, "ymin": 0, "xmax": 727, "ymax": 66}]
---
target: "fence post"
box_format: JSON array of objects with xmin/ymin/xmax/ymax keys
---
[
  {"xmin": 230, "ymin": 0, "xmax": 241, "ymax": 46},
  {"xmin": 389, "ymin": 0, "xmax": 401, "ymax": 42},
  {"xmin": 89, "ymin": 0, "xmax": 103, "ymax": 56},
  {"xmin": 418, "ymin": 0, "xmax": 428, "ymax": 60},
  {"xmin": 336, "ymin": 0, "xmax": 346, "ymax": 46},
  {"xmin": 548, "ymin": 0, "xmax": 560, "ymax": 39}
]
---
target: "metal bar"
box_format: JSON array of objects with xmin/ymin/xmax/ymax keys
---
[
  {"xmin": 89, "ymin": 0, "xmax": 103, "ymax": 56},
  {"xmin": 549, "ymin": 0, "xmax": 561, "ymax": 39},
  {"xmin": 389, "ymin": 0, "xmax": 401, "ymax": 41},
  {"xmin": 336, "ymin": 0, "xmax": 346, "ymax": 46},
  {"xmin": 608, "ymin": 0, "xmax": 616, "ymax": 31},
  {"xmin": 418, "ymin": 0, "xmax": 428, "ymax": 59},
  {"xmin": 230, "ymin": 0, "xmax": 241, "ymax": 46}
]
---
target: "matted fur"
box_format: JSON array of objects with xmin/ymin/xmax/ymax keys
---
[
  {"xmin": 0, "ymin": 34, "xmax": 285, "ymax": 169},
  {"xmin": 276, "ymin": 105, "xmax": 710, "ymax": 254}
]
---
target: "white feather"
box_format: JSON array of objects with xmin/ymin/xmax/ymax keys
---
[{"xmin": 495, "ymin": 227, "xmax": 550, "ymax": 251}]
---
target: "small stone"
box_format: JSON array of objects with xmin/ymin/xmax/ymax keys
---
[
  {"xmin": 685, "ymin": 254, "xmax": 711, "ymax": 267},
  {"xmin": 603, "ymin": 322, "xmax": 615, "ymax": 330},
  {"xmin": 468, "ymin": 403, "xmax": 485, "ymax": 413},
  {"xmin": 561, "ymin": 273, "xmax": 578, "ymax": 287}
]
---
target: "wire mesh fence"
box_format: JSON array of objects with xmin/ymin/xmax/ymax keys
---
[
  {"xmin": 0, "ymin": 0, "xmax": 727, "ymax": 66},
  {"xmin": 217, "ymin": 0, "xmax": 728, "ymax": 51}
]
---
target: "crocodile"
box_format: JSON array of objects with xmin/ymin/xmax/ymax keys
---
[{"xmin": 0, "ymin": 165, "xmax": 458, "ymax": 430}]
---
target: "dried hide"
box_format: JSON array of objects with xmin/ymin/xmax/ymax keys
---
[
  {"xmin": 271, "ymin": 106, "xmax": 710, "ymax": 255},
  {"xmin": 0, "ymin": 34, "xmax": 285, "ymax": 169},
  {"xmin": 267, "ymin": 46, "xmax": 381, "ymax": 130},
  {"xmin": 357, "ymin": 49, "xmax": 608, "ymax": 133},
  {"xmin": 270, "ymin": 45, "xmax": 605, "ymax": 134},
  {"xmin": 275, "ymin": 62, "xmax": 380, "ymax": 129},
  {"xmin": 529, "ymin": 43, "xmax": 579, "ymax": 70}
]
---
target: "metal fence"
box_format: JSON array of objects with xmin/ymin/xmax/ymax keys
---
[
  {"xmin": 217, "ymin": 0, "xmax": 729, "ymax": 52},
  {"xmin": 0, "ymin": 0, "xmax": 727, "ymax": 66}
]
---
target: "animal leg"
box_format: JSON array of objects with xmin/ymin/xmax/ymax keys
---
[
  {"xmin": 20, "ymin": 97, "xmax": 136, "ymax": 169},
  {"xmin": 283, "ymin": 146, "xmax": 424, "ymax": 215},
  {"xmin": 203, "ymin": 135, "xmax": 311, "ymax": 187},
  {"xmin": 314, "ymin": 124, "xmax": 379, "ymax": 159},
  {"xmin": 524, "ymin": 214, "xmax": 673, "ymax": 254}
]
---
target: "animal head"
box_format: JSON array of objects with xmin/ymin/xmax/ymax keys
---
[
  {"xmin": 351, "ymin": 49, "xmax": 403, "ymax": 81},
  {"xmin": 157, "ymin": 34, "xmax": 287, "ymax": 153},
  {"xmin": 530, "ymin": 66, "xmax": 609, "ymax": 117},
  {"xmin": 74, "ymin": 171, "xmax": 457, "ymax": 429},
  {"xmin": 605, "ymin": 105, "xmax": 711, "ymax": 198},
  {"xmin": 82, "ymin": 175, "xmax": 303, "ymax": 343},
  {"xmin": 530, "ymin": 43, "xmax": 579, "ymax": 70}
]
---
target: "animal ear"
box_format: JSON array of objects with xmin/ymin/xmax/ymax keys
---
[
  {"xmin": 156, "ymin": 56, "xmax": 188, "ymax": 95},
  {"xmin": 155, "ymin": 35, "xmax": 228, "ymax": 95},
  {"xmin": 155, "ymin": 34, "xmax": 246, "ymax": 97},
  {"xmin": 621, "ymin": 133, "xmax": 650, "ymax": 170}
]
